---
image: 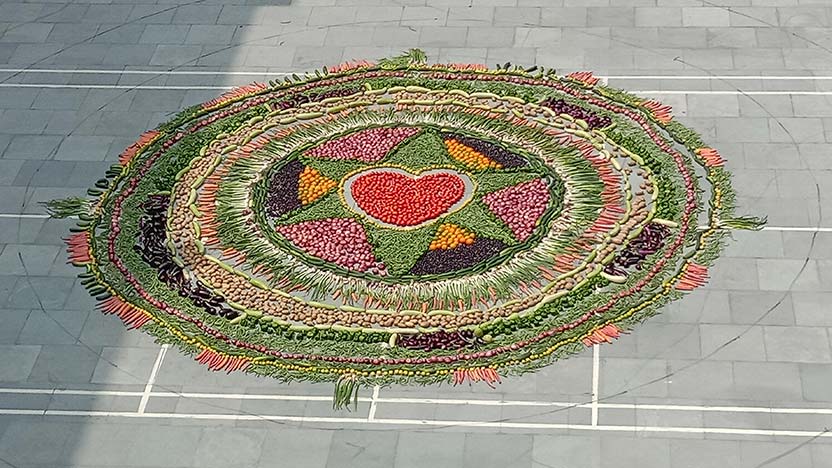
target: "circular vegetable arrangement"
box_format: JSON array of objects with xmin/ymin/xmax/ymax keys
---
[{"xmin": 50, "ymin": 51, "xmax": 763, "ymax": 408}]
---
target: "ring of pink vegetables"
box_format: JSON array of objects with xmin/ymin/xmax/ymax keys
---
[{"xmin": 106, "ymin": 70, "xmax": 697, "ymax": 367}]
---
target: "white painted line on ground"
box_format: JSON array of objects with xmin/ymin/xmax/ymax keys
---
[
  {"xmin": 0, "ymin": 388, "xmax": 142, "ymax": 397},
  {"xmin": 591, "ymin": 344, "xmax": 600, "ymax": 427},
  {"xmin": 137, "ymin": 345, "xmax": 169, "ymax": 414},
  {"xmin": 152, "ymin": 391, "xmax": 341, "ymax": 401},
  {"xmin": 762, "ymin": 226, "xmax": 832, "ymax": 232},
  {"xmin": 4, "ymin": 387, "xmax": 832, "ymax": 415},
  {"xmin": 1, "ymin": 83, "xmax": 832, "ymax": 96},
  {"xmin": 597, "ymin": 403, "xmax": 832, "ymax": 415},
  {"xmin": 0, "ymin": 68, "xmax": 288, "ymax": 76},
  {"xmin": 1, "ymin": 408, "xmax": 830, "ymax": 438},
  {"xmin": 373, "ymin": 397, "xmax": 579, "ymax": 408},
  {"xmin": 0, "ymin": 409, "xmax": 45, "ymax": 416},
  {"xmin": 0, "ymin": 213, "xmax": 51, "ymax": 219},
  {"xmin": 635, "ymin": 90, "xmax": 832, "ymax": 95},
  {"xmin": 368, "ymin": 385, "xmax": 380, "ymax": 421},
  {"xmin": 0, "ymin": 84, "xmax": 233, "ymax": 90},
  {"xmin": 694, "ymin": 225, "xmax": 832, "ymax": 233},
  {"xmin": 604, "ymin": 75, "xmax": 832, "ymax": 80},
  {"xmin": 2, "ymin": 69, "xmax": 832, "ymax": 80}
]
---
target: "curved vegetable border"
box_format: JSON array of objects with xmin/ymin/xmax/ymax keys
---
[
  {"xmin": 214, "ymin": 109, "xmax": 581, "ymax": 303},
  {"xmin": 177, "ymin": 102, "xmax": 639, "ymax": 325},
  {"xmin": 60, "ymin": 61, "xmax": 759, "ymax": 402}
]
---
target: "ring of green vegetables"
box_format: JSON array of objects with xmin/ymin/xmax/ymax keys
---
[{"xmin": 75, "ymin": 64, "xmax": 738, "ymax": 387}]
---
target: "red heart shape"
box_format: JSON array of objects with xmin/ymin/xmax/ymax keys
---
[{"xmin": 350, "ymin": 170, "xmax": 467, "ymax": 227}]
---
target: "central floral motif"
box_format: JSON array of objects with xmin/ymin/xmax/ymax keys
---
[{"xmin": 345, "ymin": 168, "xmax": 473, "ymax": 227}]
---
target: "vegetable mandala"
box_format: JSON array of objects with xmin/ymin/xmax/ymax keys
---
[{"xmin": 50, "ymin": 51, "xmax": 764, "ymax": 409}]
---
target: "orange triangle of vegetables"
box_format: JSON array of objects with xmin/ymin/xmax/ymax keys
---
[
  {"xmin": 444, "ymin": 138, "xmax": 501, "ymax": 170},
  {"xmin": 298, "ymin": 166, "xmax": 337, "ymax": 205},
  {"xmin": 429, "ymin": 223, "xmax": 476, "ymax": 250}
]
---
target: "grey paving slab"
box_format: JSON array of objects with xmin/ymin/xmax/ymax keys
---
[
  {"xmin": 63, "ymin": 278, "xmax": 99, "ymax": 311},
  {"xmin": 0, "ymin": 309, "xmax": 28, "ymax": 344},
  {"xmin": 57, "ymin": 423, "xmax": 143, "ymax": 467},
  {"xmin": 666, "ymin": 360, "xmax": 734, "ymax": 401},
  {"xmin": 464, "ymin": 433, "xmax": 533, "ymax": 468},
  {"xmin": 0, "ymin": 245, "xmax": 60, "ymax": 276},
  {"xmin": 800, "ymin": 364, "xmax": 832, "ymax": 402},
  {"xmin": 0, "ymin": 392, "xmax": 52, "ymax": 411},
  {"xmin": 633, "ymin": 407, "xmax": 705, "ymax": 430},
  {"xmin": 17, "ymin": 307, "xmax": 88, "ymax": 345},
  {"xmin": 0, "ymin": 344, "xmax": 40, "ymax": 382},
  {"xmin": 102, "ymin": 44, "xmax": 158, "ymax": 66},
  {"xmin": 123, "ymin": 425, "xmax": 204, "ymax": 467},
  {"xmin": 326, "ymin": 430, "xmax": 398, "ymax": 468},
  {"xmin": 0, "ymin": 23, "xmax": 54, "ymax": 44},
  {"xmin": 0, "ymin": 275, "xmax": 18, "ymax": 307},
  {"xmin": 171, "ymin": 5, "xmax": 224, "ymax": 25},
  {"xmin": 395, "ymin": 432, "xmax": 465, "ymax": 468},
  {"xmin": 658, "ymin": 290, "xmax": 732, "ymax": 325},
  {"xmin": 599, "ymin": 437, "xmax": 670, "ymax": 468},
  {"xmin": 193, "ymin": 427, "xmax": 266, "ymax": 468},
  {"xmin": 434, "ymin": 400, "xmax": 502, "ymax": 422},
  {"xmin": 244, "ymin": 45, "xmax": 296, "ymax": 67},
  {"xmin": 503, "ymin": 404, "xmax": 588, "ymax": 425},
  {"xmin": 44, "ymin": 110, "xmax": 103, "ymax": 137},
  {"xmin": 600, "ymin": 357, "xmax": 669, "ymax": 399},
  {"xmin": 0, "ymin": 135, "xmax": 10, "ymax": 159},
  {"xmin": 733, "ymin": 361, "xmax": 804, "ymax": 401},
  {"xmin": 259, "ymin": 428, "xmax": 333, "ymax": 468},
  {"xmin": 739, "ymin": 440, "xmax": 813, "ymax": 468},
  {"xmin": 0, "ymin": 109, "xmax": 53, "ymax": 135},
  {"xmin": 28, "ymin": 344, "xmax": 101, "ymax": 385},
  {"xmin": 813, "ymin": 444, "xmax": 832, "ymax": 468},
  {"xmin": 0, "ymin": 187, "xmax": 29, "ymax": 213},
  {"xmin": 0, "ymin": 420, "xmax": 76, "ymax": 466},
  {"xmin": 52, "ymin": 135, "xmax": 113, "ymax": 161},
  {"xmin": 792, "ymin": 292, "xmax": 832, "ymax": 326},
  {"xmin": 126, "ymin": 4, "xmax": 177, "ymax": 25},
  {"xmin": 671, "ymin": 439, "xmax": 740, "ymax": 468},
  {"xmin": 633, "ymin": 323, "xmax": 702, "ymax": 359},
  {"xmin": 78, "ymin": 313, "xmax": 159, "ymax": 349},
  {"xmin": 723, "ymin": 230, "xmax": 783, "ymax": 258},
  {"xmin": 47, "ymin": 393, "xmax": 139, "ymax": 414},
  {"xmin": 764, "ymin": 326, "xmax": 832, "ymax": 363},
  {"xmin": 173, "ymin": 395, "xmax": 244, "ymax": 417},
  {"xmin": 93, "ymin": 23, "xmax": 146, "ymax": 45},
  {"xmin": 447, "ymin": 7, "xmax": 494, "ymax": 26},
  {"xmin": 185, "ymin": 25, "xmax": 237, "ymax": 45},
  {"xmin": 699, "ymin": 324, "xmax": 766, "ymax": 361},
  {"xmin": 90, "ymin": 346, "xmax": 161, "ymax": 385},
  {"xmin": 149, "ymin": 44, "xmax": 204, "ymax": 67},
  {"xmin": 46, "ymin": 22, "xmax": 100, "ymax": 43},
  {"xmin": 140, "ymin": 24, "xmax": 190, "ymax": 45},
  {"xmin": 532, "ymin": 435, "xmax": 600, "ymax": 468}
]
